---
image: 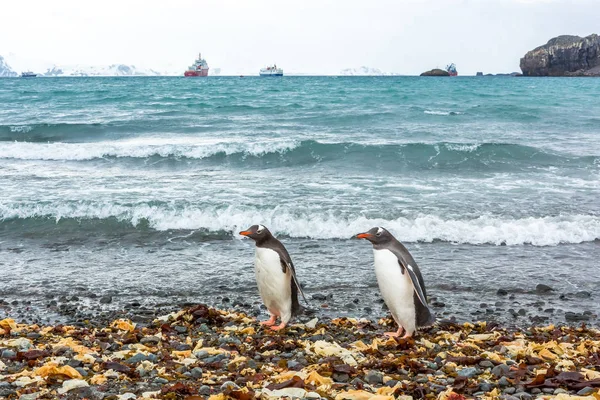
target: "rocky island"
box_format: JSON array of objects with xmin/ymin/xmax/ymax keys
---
[
  {"xmin": 420, "ymin": 68, "xmax": 449, "ymax": 76},
  {"xmin": 520, "ymin": 34, "xmax": 600, "ymax": 76}
]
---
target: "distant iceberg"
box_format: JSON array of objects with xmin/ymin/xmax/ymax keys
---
[{"xmin": 339, "ymin": 66, "xmax": 400, "ymax": 76}]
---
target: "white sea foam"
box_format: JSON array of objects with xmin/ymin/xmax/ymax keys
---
[
  {"xmin": 0, "ymin": 139, "xmax": 301, "ymax": 161},
  {"xmin": 1, "ymin": 203, "xmax": 599, "ymax": 246},
  {"xmin": 424, "ymin": 110, "xmax": 463, "ymax": 116}
]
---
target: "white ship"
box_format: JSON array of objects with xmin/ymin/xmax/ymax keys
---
[{"xmin": 259, "ymin": 64, "xmax": 283, "ymax": 76}]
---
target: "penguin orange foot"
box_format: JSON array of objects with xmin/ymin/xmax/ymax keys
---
[
  {"xmin": 384, "ymin": 326, "xmax": 405, "ymax": 337},
  {"xmin": 260, "ymin": 315, "xmax": 277, "ymax": 326},
  {"xmin": 270, "ymin": 322, "xmax": 286, "ymax": 331}
]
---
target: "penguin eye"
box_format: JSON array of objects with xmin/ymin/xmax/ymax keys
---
[
  {"xmin": 256, "ymin": 227, "xmax": 264, "ymax": 234},
  {"xmin": 376, "ymin": 231, "xmax": 382, "ymax": 237}
]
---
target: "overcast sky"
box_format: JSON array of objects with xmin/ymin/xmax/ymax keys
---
[{"xmin": 1, "ymin": 0, "xmax": 598, "ymax": 75}]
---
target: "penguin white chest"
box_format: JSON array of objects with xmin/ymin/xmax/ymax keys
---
[
  {"xmin": 254, "ymin": 247, "xmax": 292, "ymax": 320},
  {"xmin": 373, "ymin": 248, "xmax": 416, "ymax": 334}
]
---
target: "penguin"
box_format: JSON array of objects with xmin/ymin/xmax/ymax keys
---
[
  {"xmin": 239, "ymin": 224, "xmax": 307, "ymax": 330},
  {"xmin": 356, "ymin": 226, "xmax": 435, "ymax": 338}
]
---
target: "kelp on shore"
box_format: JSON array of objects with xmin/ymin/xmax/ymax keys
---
[{"xmin": 1, "ymin": 305, "xmax": 600, "ymax": 399}]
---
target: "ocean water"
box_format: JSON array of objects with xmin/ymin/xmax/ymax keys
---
[{"xmin": 1, "ymin": 76, "xmax": 599, "ymax": 326}]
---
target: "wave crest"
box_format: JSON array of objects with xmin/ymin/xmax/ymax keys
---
[{"xmin": 1, "ymin": 203, "xmax": 598, "ymax": 246}]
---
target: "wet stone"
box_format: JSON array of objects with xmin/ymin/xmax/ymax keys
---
[
  {"xmin": 535, "ymin": 284, "xmax": 554, "ymax": 294},
  {"xmin": 332, "ymin": 372, "xmax": 350, "ymax": 383},
  {"xmin": 194, "ymin": 350, "xmax": 210, "ymax": 359},
  {"xmin": 457, "ymin": 367, "xmax": 479, "ymax": 378},
  {"xmin": 191, "ymin": 367, "xmax": 203, "ymax": 379},
  {"xmin": 497, "ymin": 289, "xmax": 508, "ymax": 296},
  {"xmin": 99, "ymin": 296, "xmax": 112, "ymax": 304},
  {"xmin": 140, "ymin": 336, "xmax": 160, "ymax": 346},
  {"xmin": 514, "ymin": 393, "xmax": 532, "ymax": 400},
  {"xmin": 492, "ymin": 364, "xmax": 510, "ymax": 378},
  {"xmin": 221, "ymin": 381, "xmax": 239, "ymax": 391},
  {"xmin": 173, "ymin": 325, "xmax": 187, "ymax": 334},
  {"xmin": 578, "ymin": 387, "xmax": 596, "ymax": 396},
  {"xmin": 199, "ymin": 386, "xmax": 211, "ymax": 396},
  {"xmin": 498, "ymin": 377, "xmax": 510, "ymax": 387}
]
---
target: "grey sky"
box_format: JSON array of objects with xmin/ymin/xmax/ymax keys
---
[{"xmin": 1, "ymin": 0, "xmax": 598, "ymax": 75}]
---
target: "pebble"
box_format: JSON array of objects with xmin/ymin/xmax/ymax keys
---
[
  {"xmin": 199, "ymin": 386, "xmax": 211, "ymax": 396},
  {"xmin": 75, "ymin": 367, "xmax": 88, "ymax": 377},
  {"xmin": 350, "ymin": 378, "xmax": 365, "ymax": 387},
  {"xmin": 578, "ymin": 387, "xmax": 595, "ymax": 396},
  {"xmin": 287, "ymin": 360, "xmax": 300, "ymax": 369},
  {"xmin": 306, "ymin": 392, "xmax": 321, "ymax": 399},
  {"xmin": 565, "ymin": 312, "xmax": 590, "ymax": 321},
  {"xmin": 457, "ymin": 367, "xmax": 479, "ymax": 378},
  {"xmin": 173, "ymin": 325, "xmax": 187, "ymax": 334},
  {"xmin": 479, "ymin": 360, "xmax": 494, "ymax": 368},
  {"xmin": 312, "ymin": 294, "xmax": 327, "ymax": 300},
  {"xmin": 191, "ymin": 367, "xmax": 203, "ymax": 379},
  {"xmin": 498, "ymin": 377, "xmax": 510, "ymax": 387},
  {"xmin": 140, "ymin": 336, "xmax": 160, "ymax": 346},
  {"xmin": 220, "ymin": 381, "xmax": 239, "ymax": 391},
  {"xmin": 99, "ymin": 296, "xmax": 112, "ymax": 304},
  {"xmin": 332, "ymin": 372, "xmax": 350, "ymax": 383},
  {"xmin": 504, "ymin": 387, "xmax": 516, "ymax": 394},
  {"xmin": 194, "ymin": 350, "xmax": 210, "ymax": 359},
  {"xmin": 530, "ymin": 388, "xmax": 541, "ymax": 394},
  {"xmin": 415, "ymin": 375, "xmax": 429, "ymax": 384},
  {"xmin": 542, "ymin": 388, "xmax": 554, "ymax": 394},
  {"xmin": 492, "ymin": 364, "xmax": 510, "ymax": 378},
  {"xmin": 479, "ymin": 383, "xmax": 493, "ymax": 392},
  {"xmin": 364, "ymin": 370, "xmax": 383, "ymax": 385},
  {"xmin": 497, "ymin": 289, "xmax": 508, "ymax": 296},
  {"xmin": 514, "ymin": 393, "xmax": 532, "ymax": 400},
  {"xmin": 554, "ymin": 388, "xmax": 568, "ymax": 395},
  {"xmin": 1, "ymin": 350, "xmax": 16, "ymax": 359},
  {"xmin": 535, "ymin": 284, "xmax": 554, "ymax": 294},
  {"xmin": 154, "ymin": 378, "xmax": 169, "ymax": 385},
  {"xmin": 124, "ymin": 353, "xmax": 148, "ymax": 364}
]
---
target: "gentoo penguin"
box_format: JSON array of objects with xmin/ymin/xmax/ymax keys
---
[
  {"xmin": 356, "ymin": 227, "xmax": 435, "ymax": 338},
  {"xmin": 239, "ymin": 224, "xmax": 307, "ymax": 330}
]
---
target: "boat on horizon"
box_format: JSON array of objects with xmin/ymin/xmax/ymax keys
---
[
  {"xmin": 184, "ymin": 53, "xmax": 209, "ymax": 77},
  {"xmin": 259, "ymin": 64, "xmax": 283, "ymax": 77},
  {"xmin": 446, "ymin": 63, "xmax": 458, "ymax": 76},
  {"xmin": 21, "ymin": 71, "xmax": 37, "ymax": 78}
]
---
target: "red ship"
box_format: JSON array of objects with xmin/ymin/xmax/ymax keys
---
[
  {"xmin": 184, "ymin": 53, "xmax": 209, "ymax": 77},
  {"xmin": 446, "ymin": 63, "xmax": 458, "ymax": 76}
]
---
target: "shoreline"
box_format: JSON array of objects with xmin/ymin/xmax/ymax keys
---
[{"xmin": 1, "ymin": 305, "xmax": 599, "ymax": 399}]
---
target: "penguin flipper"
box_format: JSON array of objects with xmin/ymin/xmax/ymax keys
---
[
  {"xmin": 402, "ymin": 262, "xmax": 429, "ymax": 309},
  {"xmin": 281, "ymin": 259, "xmax": 309, "ymax": 305}
]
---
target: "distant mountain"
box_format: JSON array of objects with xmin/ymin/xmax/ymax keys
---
[
  {"xmin": 0, "ymin": 56, "xmax": 18, "ymax": 77},
  {"xmin": 339, "ymin": 66, "xmax": 399, "ymax": 76},
  {"xmin": 42, "ymin": 64, "xmax": 162, "ymax": 77}
]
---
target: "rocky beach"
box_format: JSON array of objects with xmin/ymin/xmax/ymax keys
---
[{"xmin": 1, "ymin": 304, "xmax": 600, "ymax": 400}]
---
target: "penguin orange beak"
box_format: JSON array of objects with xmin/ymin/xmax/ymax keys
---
[
  {"xmin": 239, "ymin": 230, "xmax": 252, "ymax": 236},
  {"xmin": 356, "ymin": 233, "xmax": 372, "ymax": 239}
]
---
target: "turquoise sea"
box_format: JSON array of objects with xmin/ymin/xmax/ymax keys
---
[{"xmin": 0, "ymin": 76, "xmax": 599, "ymax": 325}]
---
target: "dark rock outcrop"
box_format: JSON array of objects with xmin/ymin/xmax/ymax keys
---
[
  {"xmin": 520, "ymin": 34, "xmax": 600, "ymax": 76},
  {"xmin": 420, "ymin": 68, "xmax": 449, "ymax": 76}
]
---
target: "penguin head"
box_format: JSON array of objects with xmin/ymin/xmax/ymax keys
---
[
  {"xmin": 356, "ymin": 226, "xmax": 393, "ymax": 245},
  {"xmin": 239, "ymin": 224, "xmax": 271, "ymax": 242}
]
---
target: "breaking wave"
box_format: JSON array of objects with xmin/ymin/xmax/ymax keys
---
[
  {"xmin": 0, "ymin": 140, "xmax": 595, "ymax": 171},
  {"xmin": 1, "ymin": 203, "xmax": 599, "ymax": 246}
]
